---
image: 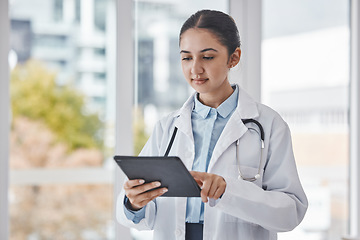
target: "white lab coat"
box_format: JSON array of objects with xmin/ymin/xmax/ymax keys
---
[{"xmin": 117, "ymin": 85, "xmax": 308, "ymax": 240}]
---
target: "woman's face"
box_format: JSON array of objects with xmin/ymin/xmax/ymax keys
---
[{"xmin": 179, "ymin": 28, "xmax": 236, "ymax": 101}]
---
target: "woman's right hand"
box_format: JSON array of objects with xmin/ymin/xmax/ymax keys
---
[{"xmin": 124, "ymin": 179, "xmax": 168, "ymax": 211}]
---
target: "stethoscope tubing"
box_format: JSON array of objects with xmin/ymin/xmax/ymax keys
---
[
  {"xmin": 236, "ymin": 119, "xmax": 264, "ymax": 181},
  {"xmin": 164, "ymin": 119, "xmax": 265, "ymax": 182}
]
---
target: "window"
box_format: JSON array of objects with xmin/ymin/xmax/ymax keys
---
[
  {"xmin": 94, "ymin": 47, "xmax": 106, "ymax": 57},
  {"xmin": 262, "ymin": 0, "xmax": 350, "ymax": 239},
  {"xmin": 53, "ymin": 0, "xmax": 63, "ymax": 22},
  {"xmin": 94, "ymin": 0, "xmax": 106, "ymax": 31},
  {"xmin": 8, "ymin": 0, "xmax": 116, "ymax": 239},
  {"xmin": 75, "ymin": 0, "xmax": 81, "ymax": 22}
]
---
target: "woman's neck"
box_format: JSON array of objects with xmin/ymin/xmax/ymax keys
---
[{"xmin": 198, "ymin": 82, "xmax": 234, "ymax": 108}]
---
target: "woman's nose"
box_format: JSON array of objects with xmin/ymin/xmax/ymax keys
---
[{"xmin": 191, "ymin": 59, "xmax": 204, "ymax": 75}]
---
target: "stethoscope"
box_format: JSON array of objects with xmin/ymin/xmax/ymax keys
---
[
  {"xmin": 164, "ymin": 119, "xmax": 265, "ymax": 182},
  {"xmin": 237, "ymin": 119, "xmax": 264, "ymax": 181}
]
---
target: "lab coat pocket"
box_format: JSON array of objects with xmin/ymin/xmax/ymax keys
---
[
  {"xmin": 224, "ymin": 212, "xmax": 256, "ymax": 226},
  {"xmin": 224, "ymin": 213, "xmax": 240, "ymax": 223}
]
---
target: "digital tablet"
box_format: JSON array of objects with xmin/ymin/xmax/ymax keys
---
[{"xmin": 113, "ymin": 156, "xmax": 201, "ymax": 197}]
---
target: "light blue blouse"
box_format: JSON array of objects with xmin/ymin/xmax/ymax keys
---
[{"xmin": 186, "ymin": 85, "xmax": 238, "ymax": 223}]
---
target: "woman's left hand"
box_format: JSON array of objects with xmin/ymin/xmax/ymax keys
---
[{"xmin": 190, "ymin": 171, "xmax": 227, "ymax": 203}]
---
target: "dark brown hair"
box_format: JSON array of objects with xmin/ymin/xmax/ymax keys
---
[{"xmin": 179, "ymin": 10, "xmax": 241, "ymax": 56}]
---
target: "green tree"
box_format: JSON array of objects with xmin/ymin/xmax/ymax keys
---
[
  {"xmin": 133, "ymin": 108, "xmax": 149, "ymax": 155},
  {"xmin": 10, "ymin": 60, "xmax": 102, "ymax": 150}
]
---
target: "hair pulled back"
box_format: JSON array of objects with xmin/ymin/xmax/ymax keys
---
[{"xmin": 179, "ymin": 10, "xmax": 241, "ymax": 57}]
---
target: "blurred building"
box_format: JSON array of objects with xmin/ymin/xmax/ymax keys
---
[
  {"xmin": 9, "ymin": 0, "xmax": 192, "ymax": 128},
  {"xmin": 270, "ymin": 86, "xmax": 348, "ymax": 133},
  {"xmin": 135, "ymin": 1, "xmax": 190, "ymax": 113},
  {"xmin": 10, "ymin": 19, "xmax": 32, "ymax": 63},
  {"xmin": 10, "ymin": 0, "xmax": 111, "ymax": 118}
]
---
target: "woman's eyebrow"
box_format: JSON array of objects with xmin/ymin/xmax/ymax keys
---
[
  {"xmin": 200, "ymin": 48, "xmax": 218, "ymax": 53},
  {"xmin": 180, "ymin": 48, "xmax": 218, "ymax": 54}
]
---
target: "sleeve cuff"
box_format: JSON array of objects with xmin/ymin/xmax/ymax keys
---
[{"xmin": 123, "ymin": 196, "xmax": 146, "ymax": 224}]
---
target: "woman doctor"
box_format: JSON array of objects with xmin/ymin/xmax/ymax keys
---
[{"xmin": 117, "ymin": 10, "xmax": 308, "ymax": 240}]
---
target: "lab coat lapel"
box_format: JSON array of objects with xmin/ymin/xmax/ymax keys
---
[
  {"xmin": 173, "ymin": 92, "xmax": 195, "ymax": 143},
  {"xmin": 207, "ymin": 111, "xmax": 247, "ymax": 172},
  {"xmin": 207, "ymin": 86, "xmax": 260, "ymax": 172}
]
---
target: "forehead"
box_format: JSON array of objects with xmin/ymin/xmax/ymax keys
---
[{"xmin": 180, "ymin": 28, "xmax": 226, "ymax": 53}]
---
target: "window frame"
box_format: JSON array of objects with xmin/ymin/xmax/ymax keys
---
[
  {"xmin": 350, "ymin": 0, "xmax": 360, "ymax": 237},
  {"xmin": 0, "ymin": 0, "xmax": 9, "ymax": 238},
  {"xmin": 114, "ymin": 0, "xmax": 133, "ymax": 238},
  {"xmin": 229, "ymin": 0, "xmax": 262, "ymax": 102}
]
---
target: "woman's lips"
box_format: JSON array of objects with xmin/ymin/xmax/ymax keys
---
[{"xmin": 192, "ymin": 78, "xmax": 208, "ymax": 84}]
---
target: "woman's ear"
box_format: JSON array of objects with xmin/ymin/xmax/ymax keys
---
[{"xmin": 228, "ymin": 48, "xmax": 241, "ymax": 68}]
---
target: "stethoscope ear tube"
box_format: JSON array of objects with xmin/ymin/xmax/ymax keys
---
[{"xmin": 241, "ymin": 119, "xmax": 264, "ymax": 142}]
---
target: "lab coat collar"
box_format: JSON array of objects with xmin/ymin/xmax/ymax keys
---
[
  {"xmin": 173, "ymin": 84, "xmax": 260, "ymax": 152},
  {"xmin": 236, "ymin": 85, "xmax": 259, "ymax": 120},
  {"xmin": 173, "ymin": 92, "xmax": 196, "ymax": 142}
]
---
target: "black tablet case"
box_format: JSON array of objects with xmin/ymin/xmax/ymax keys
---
[{"xmin": 114, "ymin": 156, "xmax": 201, "ymax": 197}]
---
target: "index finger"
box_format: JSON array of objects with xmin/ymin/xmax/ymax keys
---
[
  {"xmin": 190, "ymin": 171, "xmax": 206, "ymax": 180},
  {"xmin": 124, "ymin": 179, "xmax": 145, "ymax": 189}
]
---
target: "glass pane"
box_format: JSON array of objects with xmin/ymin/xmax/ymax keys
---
[
  {"xmin": 262, "ymin": 1, "xmax": 350, "ymax": 239},
  {"xmin": 10, "ymin": 184, "xmax": 112, "ymax": 239},
  {"xmin": 9, "ymin": 0, "xmax": 116, "ymax": 239},
  {"xmin": 133, "ymin": 1, "xmax": 228, "ymax": 239}
]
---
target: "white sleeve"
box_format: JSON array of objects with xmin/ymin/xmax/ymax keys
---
[
  {"xmin": 214, "ymin": 121, "xmax": 308, "ymax": 232},
  {"xmin": 116, "ymin": 121, "xmax": 165, "ymax": 230}
]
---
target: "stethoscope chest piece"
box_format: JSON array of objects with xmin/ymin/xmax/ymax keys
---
[{"xmin": 238, "ymin": 173, "xmax": 261, "ymax": 181}]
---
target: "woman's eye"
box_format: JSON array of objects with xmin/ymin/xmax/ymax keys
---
[
  {"xmin": 182, "ymin": 57, "xmax": 192, "ymax": 61},
  {"xmin": 203, "ymin": 56, "xmax": 214, "ymax": 60}
]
